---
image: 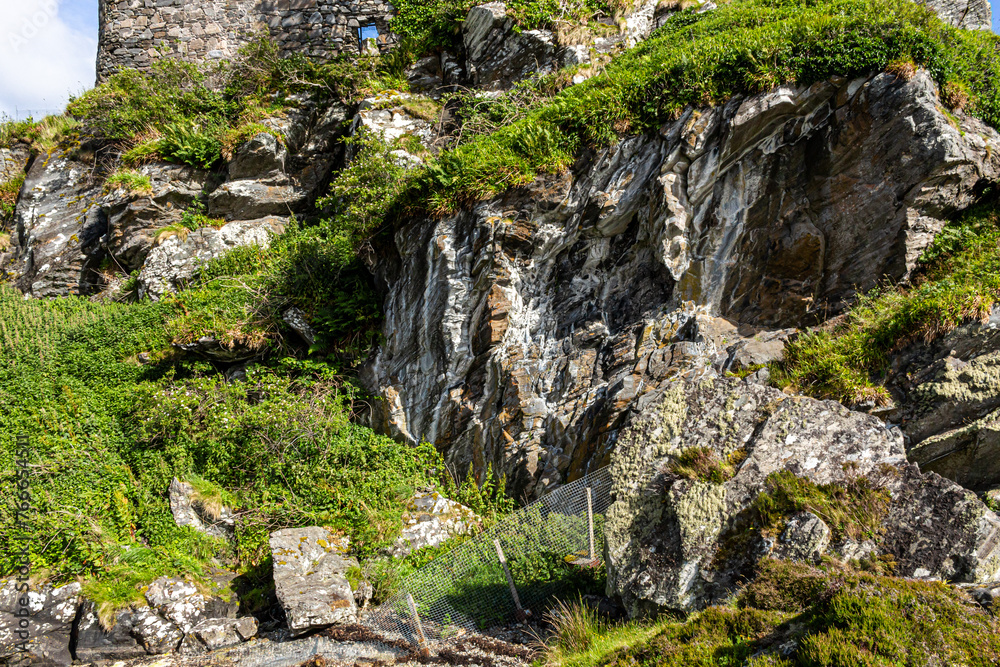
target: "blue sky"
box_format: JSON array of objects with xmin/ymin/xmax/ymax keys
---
[{"xmin": 0, "ymin": 0, "xmax": 999, "ymax": 118}]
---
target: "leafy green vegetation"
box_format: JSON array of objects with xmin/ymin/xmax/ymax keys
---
[
  {"xmin": 0, "ymin": 284, "xmax": 499, "ymax": 610},
  {"xmin": 752, "ymin": 470, "xmax": 891, "ymax": 542},
  {"xmin": 775, "ymin": 201, "xmax": 1000, "ymax": 405},
  {"xmin": 547, "ymin": 559, "xmax": 1000, "ymax": 667}
]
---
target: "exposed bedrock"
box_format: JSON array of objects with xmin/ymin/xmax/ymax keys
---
[{"xmin": 363, "ymin": 70, "xmax": 1000, "ymax": 497}]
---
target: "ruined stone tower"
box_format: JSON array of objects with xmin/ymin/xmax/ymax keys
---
[{"xmin": 96, "ymin": 0, "xmax": 397, "ymax": 81}]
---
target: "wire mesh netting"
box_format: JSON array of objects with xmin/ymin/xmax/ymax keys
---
[{"xmin": 361, "ymin": 467, "xmax": 614, "ymax": 644}]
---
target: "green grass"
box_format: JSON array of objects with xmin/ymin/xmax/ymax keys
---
[
  {"xmin": 105, "ymin": 169, "xmax": 152, "ymax": 195},
  {"xmin": 548, "ymin": 559, "xmax": 1000, "ymax": 667},
  {"xmin": 667, "ymin": 447, "xmax": 742, "ymax": 484},
  {"xmin": 774, "ymin": 201, "xmax": 1000, "ymax": 405}
]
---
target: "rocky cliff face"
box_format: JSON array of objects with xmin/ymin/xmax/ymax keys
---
[{"xmin": 362, "ymin": 69, "xmax": 1000, "ymax": 498}]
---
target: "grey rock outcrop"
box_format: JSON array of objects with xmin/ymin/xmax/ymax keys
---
[
  {"xmin": 0, "ymin": 581, "xmax": 81, "ymax": 666},
  {"xmin": 917, "ymin": 0, "xmax": 991, "ymax": 30},
  {"xmin": 604, "ymin": 376, "xmax": 1000, "ymax": 617},
  {"xmin": 179, "ymin": 616, "xmax": 258, "ymax": 654},
  {"xmin": 463, "ymin": 3, "xmax": 559, "ymax": 90},
  {"xmin": 229, "ymin": 132, "xmax": 288, "ymax": 182},
  {"xmin": 102, "ymin": 163, "xmax": 208, "ymax": 272},
  {"xmin": 208, "ymin": 180, "xmax": 308, "ymax": 221},
  {"xmin": 888, "ymin": 305, "xmax": 1000, "ymax": 489},
  {"xmin": 3, "ymin": 150, "xmax": 107, "ymax": 297},
  {"xmin": 72, "ymin": 578, "xmax": 246, "ymax": 661},
  {"xmin": 74, "ymin": 601, "xmax": 146, "ymax": 663},
  {"xmin": 364, "ymin": 70, "xmax": 1000, "ymax": 498},
  {"xmin": 0, "ymin": 143, "xmax": 29, "ymax": 184},
  {"xmin": 269, "ymin": 526, "xmax": 359, "ymax": 635},
  {"xmin": 138, "ymin": 216, "xmax": 285, "ymax": 300}
]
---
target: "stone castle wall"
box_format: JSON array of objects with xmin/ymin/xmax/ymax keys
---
[{"xmin": 97, "ymin": 0, "xmax": 396, "ymax": 81}]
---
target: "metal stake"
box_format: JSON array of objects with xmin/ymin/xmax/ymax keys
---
[
  {"xmin": 494, "ymin": 538, "xmax": 527, "ymax": 621},
  {"xmin": 406, "ymin": 592, "xmax": 431, "ymax": 656},
  {"xmin": 586, "ymin": 486, "xmax": 595, "ymax": 562}
]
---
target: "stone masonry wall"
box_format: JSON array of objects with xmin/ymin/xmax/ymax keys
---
[{"xmin": 97, "ymin": 0, "xmax": 397, "ymax": 82}]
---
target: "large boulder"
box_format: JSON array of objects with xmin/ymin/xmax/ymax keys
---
[
  {"xmin": 603, "ymin": 377, "xmax": 1000, "ymax": 617},
  {"xmin": 364, "ymin": 70, "xmax": 1000, "ymax": 498},
  {"xmin": 269, "ymin": 527, "xmax": 359, "ymax": 636},
  {"xmin": 0, "ymin": 581, "xmax": 81, "ymax": 666},
  {"xmin": 137, "ymin": 216, "xmax": 285, "ymax": 300}
]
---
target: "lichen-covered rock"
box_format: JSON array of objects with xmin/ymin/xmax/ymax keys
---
[
  {"xmin": 364, "ymin": 70, "xmax": 1000, "ymax": 497},
  {"xmin": 0, "ymin": 581, "xmax": 81, "ymax": 666},
  {"xmin": 888, "ymin": 305, "xmax": 1000, "ymax": 489},
  {"xmin": 0, "ymin": 143, "xmax": 30, "ymax": 183},
  {"xmin": 603, "ymin": 376, "xmax": 1000, "ymax": 617},
  {"xmin": 131, "ymin": 606, "xmax": 184, "ymax": 655},
  {"xmin": 390, "ymin": 491, "xmax": 480, "ymax": 557},
  {"xmin": 74, "ymin": 601, "xmax": 146, "ymax": 663},
  {"xmin": 137, "ymin": 216, "xmax": 285, "ymax": 300},
  {"xmin": 355, "ymin": 93, "xmax": 438, "ymax": 157},
  {"xmin": 269, "ymin": 526, "xmax": 359, "ymax": 635},
  {"xmin": 3, "ymin": 149, "xmax": 107, "ymax": 297},
  {"xmin": 772, "ymin": 512, "xmax": 830, "ymax": 563}
]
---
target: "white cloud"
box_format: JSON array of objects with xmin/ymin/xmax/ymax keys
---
[{"xmin": 0, "ymin": 0, "xmax": 96, "ymax": 119}]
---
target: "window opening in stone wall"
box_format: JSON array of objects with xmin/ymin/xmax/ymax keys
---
[{"xmin": 358, "ymin": 24, "xmax": 379, "ymax": 51}]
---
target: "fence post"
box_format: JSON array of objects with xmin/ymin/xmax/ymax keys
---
[
  {"xmin": 494, "ymin": 538, "xmax": 527, "ymax": 622},
  {"xmin": 406, "ymin": 592, "xmax": 431, "ymax": 656},
  {"xmin": 586, "ymin": 486, "xmax": 595, "ymax": 562}
]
